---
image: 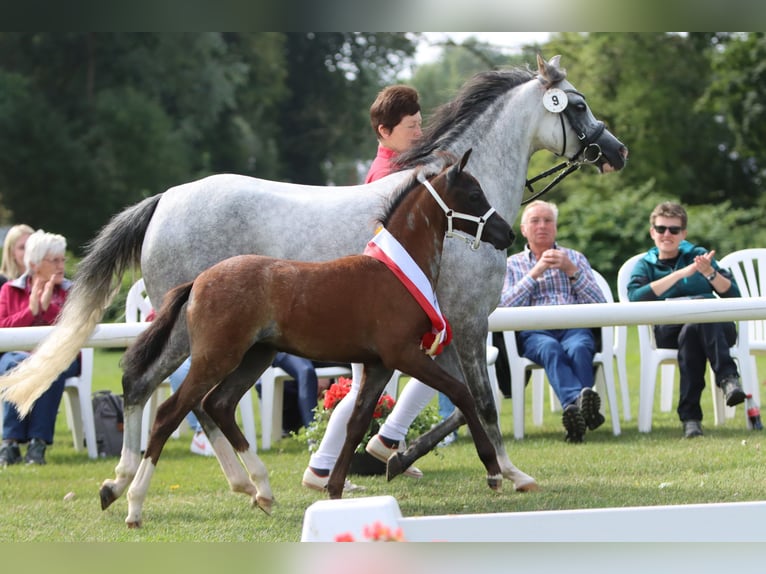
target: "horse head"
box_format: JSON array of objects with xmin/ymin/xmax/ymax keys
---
[
  {"xmin": 536, "ymin": 53, "xmax": 628, "ymax": 174},
  {"xmin": 430, "ymin": 149, "xmax": 515, "ymax": 251}
]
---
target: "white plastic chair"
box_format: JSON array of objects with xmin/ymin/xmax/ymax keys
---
[
  {"xmin": 258, "ymin": 363, "xmax": 352, "ymax": 450},
  {"xmin": 718, "ymin": 248, "xmax": 765, "ymax": 423},
  {"xmin": 125, "ymin": 278, "xmax": 257, "ymax": 452},
  {"xmin": 61, "ymin": 348, "xmax": 98, "ymax": 458},
  {"xmin": 617, "ymin": 253, "xmax": 751, "ymax": 432},
  {"xmin": 502, "ymin": 269, "xmax": 622, "ymax": 439}
]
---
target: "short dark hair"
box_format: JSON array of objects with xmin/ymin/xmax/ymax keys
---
[{"xmin": 369, "ymin": 85, "xmax": 420, "ymax": 140}]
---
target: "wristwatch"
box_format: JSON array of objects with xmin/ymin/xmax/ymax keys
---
[
  {"xmin": 705, "ymin": 270, "xmax": 717, "ymax": 282},
  {"xmin": 569, "ymin": 270, "xmax": 582, "ymax": 282}
]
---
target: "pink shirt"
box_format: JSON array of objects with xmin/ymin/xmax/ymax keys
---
[{"xmin": 365, "ymin": 144, "xmax": 398, "ymax": 183}]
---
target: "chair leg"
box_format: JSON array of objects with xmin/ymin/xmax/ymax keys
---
[
  {"xmin": 511, "ymin": 364, "xmax": 526, "ymax": 440},
  {"xmin": 616, "ymin": 353, "xmax": 632, "ymax": 421},
  {"xmin": 596, "ymin": 364, "xmax": 621, "ymax": 436},
  {"xmin": 238, "ymin": 389, "xmax": 257, "ymax": 452},
  {"xmin": 660, "ymin": 363, "xmax": 675, "ymax": 412},
  {"xmin": 638, "ymin": 360, "xmax": 659, "ymax": 433},
  {"xmin": 259, "ymin": 369, "xmax": 284, "ymax": 451},
  {"xmin": 531, "ymin": 370, "xmax": 545, "ymax": 426}
]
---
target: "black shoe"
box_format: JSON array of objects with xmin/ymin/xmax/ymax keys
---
[
  {"xmin": 577, "ymin": 387, "xmax": 606, "ymax": 431},
  {"xmin": 721, "ymin": 376, "xmax": 746, "ymax": 407},
  {"xmin": 562, "ymin": 404, "xmax": 586, "ymax": 443},
  {"xmin": 24, "ymin": 438, "xmax": 47, "ymax": 465},
  {"xmin": 0, "ymin": 442, "xmax": 22, "ymax": 466},
  {"xmin": 683, "ymin": 420, "xmax": 703, "ymax": 439}
]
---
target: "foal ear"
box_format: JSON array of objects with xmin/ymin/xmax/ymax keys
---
[{"xmin": 458, "ymin": 148, "xmax": 472, "ymax": 173}]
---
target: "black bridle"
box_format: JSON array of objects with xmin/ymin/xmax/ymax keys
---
[{"xmin": 522, "ymin": 88, "xmax": 606, "ymax": 205}]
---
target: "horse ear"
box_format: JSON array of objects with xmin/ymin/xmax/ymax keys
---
[
  {"xmin": 537, "ymin": 54, "xmax": 564, "ymax": 86},
  {"xmin": 458, "ymin": 148, "xmax": 472, "ymax": 173}
]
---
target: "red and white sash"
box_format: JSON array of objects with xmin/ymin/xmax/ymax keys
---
[{"xmin": 364, "ymin": 227, "xmax": 452, "ymax": 356}]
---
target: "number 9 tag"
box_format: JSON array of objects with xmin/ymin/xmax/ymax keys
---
[{"xmin": 543, "ymin": 88, "xmax": 568, "ymax": 113}]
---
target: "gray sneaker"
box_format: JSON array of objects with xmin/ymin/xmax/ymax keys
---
[
  {"xmin": 24, "ymin": 438, "xmax": 46, "ymax": 465},
  {"xmin": 0, "ymin": 442, "xmax": 22, "ymax": 466}
]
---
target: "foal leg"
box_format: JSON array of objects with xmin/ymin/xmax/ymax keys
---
[
  {"xmin": 389, "ymin": 351, "xmax": 502, "ymax": 492},
  {"xmin": 125, "ymin": 381, "xmax": 211, "ymax": 527},
  {"xmin": 327, "ymin": 364, "xmax": 394, "ymax": 499},
  {"xmin": 200, "ymin": 347, "xmax": 275, "ymax": 514}
]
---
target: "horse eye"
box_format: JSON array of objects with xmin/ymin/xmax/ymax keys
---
[{"xmin": 575, "ymin": 102, "xmax": 587, "ymax": 112}]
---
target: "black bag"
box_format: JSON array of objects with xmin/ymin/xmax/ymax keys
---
[{"xmin": 92, "ymin": 390, "xmax": 124, "ymax": 457}]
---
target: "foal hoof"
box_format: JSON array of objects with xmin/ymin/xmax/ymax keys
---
[
  {"xmin": 486, "ymin": 474, "xmax": 503, "ymax": 492},
  {"xmin": 254, "ymin": 495, "xmax": 274, "ymax": 516},
  {"xmin": 99, "ymin": 485, "xmax": 118, "ymax": 510}
]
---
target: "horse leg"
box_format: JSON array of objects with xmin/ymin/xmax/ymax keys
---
[
  {"xmin": 389, "ymin": 351, "xmax": 502, "ymax": 491},
  {"xmin": 392, "ymin": 324, "xmax": 539, "ymax": 491},
  {"xmin": 100, "ymin": 340, "xmax": 188, "ymax": 510},
  {"xmin": 327, "ymin": 364, "xmax": 393, "ymax": 499},
  {"xmin": 200, "ymin": 346, "xmax": 275, "ymax": 514},
  {"xmin": 125, "ymin": 379, "xmax": 208, "ymax": 527}
]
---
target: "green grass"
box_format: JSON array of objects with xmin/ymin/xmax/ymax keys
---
[{"xmin": 1, "ymin": 329, "xmax": 765, "ymax": 541}]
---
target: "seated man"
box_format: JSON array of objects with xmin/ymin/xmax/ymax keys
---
[
  {"xmin": 627, "ymin": 201, "xmax": 746, "ymax": 438},
  {"xmin": 500, "ymin": 200, "xmax": 606, "ymax": 443}
]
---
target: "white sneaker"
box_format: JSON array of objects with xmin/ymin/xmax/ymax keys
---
[
  {"xmin": 301, "ymin": 467, "xmax": 365, "ymax": 493},
  {"xmin": 190, "ymin": 431, "xmax": 215, "ymax": 457},
  {"xmin": 365, "ymin": 434, "xmax": 423, "ymax": 479}
]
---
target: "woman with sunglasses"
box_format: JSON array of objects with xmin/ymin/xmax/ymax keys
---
[{"xmin": 627, "ymin": 201, "xmax": 746, "ymax": 438}]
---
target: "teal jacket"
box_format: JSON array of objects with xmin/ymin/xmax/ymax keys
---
[{"xmin": 627, "ymin": 240, "xmax": 739, "ymax": 301}]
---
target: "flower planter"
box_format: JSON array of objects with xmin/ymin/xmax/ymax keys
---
[{"xmin": 349, "ymin": 451, "xmax": 386, "ymax": 476}]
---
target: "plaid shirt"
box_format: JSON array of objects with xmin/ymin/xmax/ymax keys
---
[{"xmin": 500, "ymin": 243, "xmax": 605, "ymax": 308}]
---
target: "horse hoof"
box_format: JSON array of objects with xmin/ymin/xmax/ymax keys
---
[
  {"xmin": 254, "ymin": 495, "xmax": 274, "ymax": 516},
  {"xmin": 515, "ymin": 480, "xmax": 540, "ymax": 492},
  {"xmin": 99, "ymin": 485, "xmax": 118, "ymax": 510},
  {"xmin": 126, "ymin": 520, "xmax": 142, "ymax": 529},
  {"xmin": 486, "ymin": 474, "xmax": 503, "ymax": 492},
  {"xmin": 385, "ymin": 454, "xmax": 404, "ymax": 481}
]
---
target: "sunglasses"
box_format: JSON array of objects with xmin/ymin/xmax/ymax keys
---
[{"xmin": 653, "ymin": 225, "xmax": 684, "ymax": 235}]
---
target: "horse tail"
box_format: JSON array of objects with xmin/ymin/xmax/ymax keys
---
[
  {"xmin": 121, "ymin": 282, "xmax": 193, "ymax": 381},
  {"xmin": 0, "ymin": 193, "xmax": 163, "ymax": 416}
]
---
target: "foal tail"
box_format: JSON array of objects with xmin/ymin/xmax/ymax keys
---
[
  {"xmin": 121, "ymin": 282, "xmax": 193, "ymax": 382},
  {"xmin": 0, "ymin": 194, "xmax": 163, "ymax": 416}
]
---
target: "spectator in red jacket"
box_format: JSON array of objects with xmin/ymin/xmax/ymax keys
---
[{"xmin": 0, "ymin": 230, "xmax": 80, "ymax": 466}]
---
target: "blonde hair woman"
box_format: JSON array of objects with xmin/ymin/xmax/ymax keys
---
[{"xmin": 0, "ymin": 224, "xmax": 34, "ymax": 285}]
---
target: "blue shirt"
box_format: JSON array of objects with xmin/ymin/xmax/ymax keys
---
[{"xmin": 500, "ymin": 243, "xmax": 605, "ymax": 308}]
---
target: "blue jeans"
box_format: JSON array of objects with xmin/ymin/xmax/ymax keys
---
[
  {"xmin": 1, "ymin": 351, "xmax": 81, "ymax": 444},
  {"xmin": 168, "ymin": 358, "xmax": 200, "ymax": 432},
  {"xmin": 272, "ymin": 352, "xmax": 318, "ymax": 428},
  {"xmin": 517, "ymin": 328, "xmax": 596, "ymax": 408}
]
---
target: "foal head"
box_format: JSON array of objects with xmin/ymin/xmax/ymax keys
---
[{"xmin": 382, "ymin": 149, "xmax": 514, "ymax": 251}]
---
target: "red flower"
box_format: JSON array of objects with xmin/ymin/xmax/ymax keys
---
[{"xmin": 323, "ymin": 377, "xmax": 396, "ymax": 417}]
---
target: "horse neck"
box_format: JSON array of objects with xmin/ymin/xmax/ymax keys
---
[
  {"xmin": 385, "ymin": 187, "xmax": 446, "ymax": 285},
  {"xmin": 442, "ymin": 84, "xmax": 543, "ymax": 224}
]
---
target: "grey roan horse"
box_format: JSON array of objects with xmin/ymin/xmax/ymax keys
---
[
  {"xmin": 0, "ymin": 55, "xmax": 627, "ymax": 513},
  {"xmin": 120, "ymin": 150, "xmax": 512, "ymax": 526}
]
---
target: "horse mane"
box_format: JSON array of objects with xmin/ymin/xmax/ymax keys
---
[
  {"xmin": 393, "ymin": 67, "xmax": 537, "ymax": 171},
  {"xmin": 377, "ymin": 164, "xmax": 444, "ymax": 228}
]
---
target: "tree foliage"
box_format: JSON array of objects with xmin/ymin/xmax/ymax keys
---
[{"xmin": 0, "ymin": 31, "xmax": 763, "ymax": 274}]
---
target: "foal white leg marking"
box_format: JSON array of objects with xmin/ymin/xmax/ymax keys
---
[
  {"xmin": 238, "ymin": 450, "xmax": 274, "ymax": 511},
  {"xmin": 125, "ymin": 458, "xmax": 156, "ymax": 527},
  {"xmin": 212, "ymin": 434, "xmax": 254, "ymax": 493}
]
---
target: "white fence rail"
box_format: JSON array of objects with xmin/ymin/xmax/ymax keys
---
[{"xmin": 0, "ymin": 297, "xmax": 765, "ymax": 352}]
